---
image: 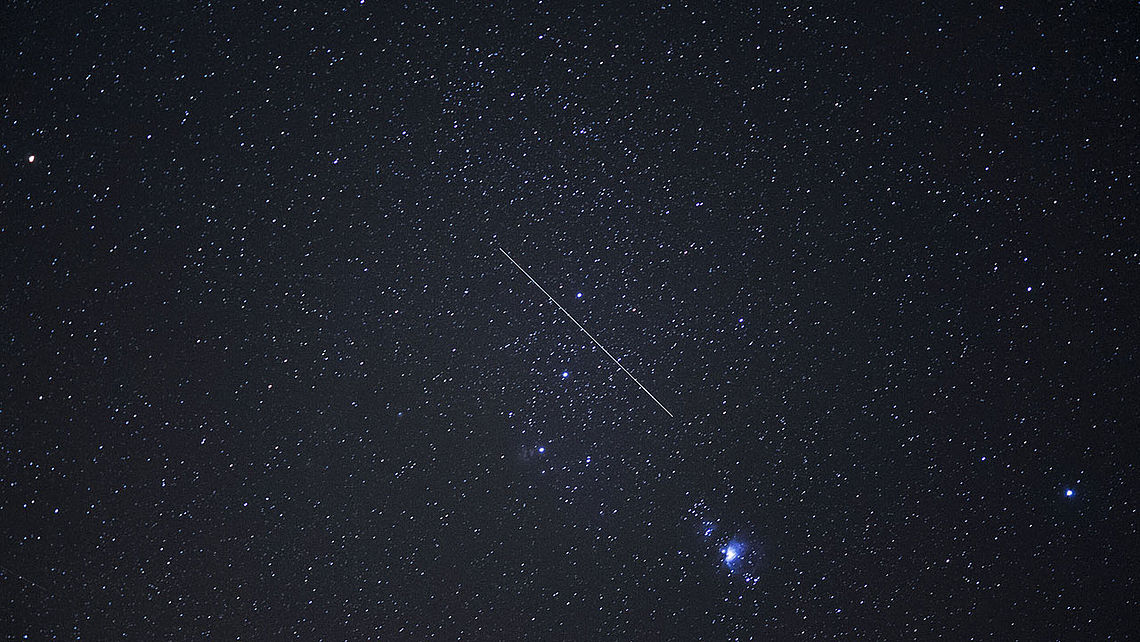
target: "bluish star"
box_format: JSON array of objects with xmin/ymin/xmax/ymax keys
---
[
  {"xmin": 561, "ymin": 371, "xmax": 569, "ymax": 378},
  {"xmin": 1065, "ymin": 488, "xmax": 1074, "ymax": 497}
]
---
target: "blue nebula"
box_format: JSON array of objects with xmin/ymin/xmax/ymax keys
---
[
  {"xmin": 721, "ymin": 540, "xmax": 749, "ymax": 569},
  {"xmin": 720, "ymin": 536, "xmax": 765, "ymax": 584}
]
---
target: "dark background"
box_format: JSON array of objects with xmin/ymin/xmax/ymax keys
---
[{"xmin": 2, "ymin": 2, "xmax": 1136, "ymax": 639}]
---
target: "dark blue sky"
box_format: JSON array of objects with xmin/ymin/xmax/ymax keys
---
[{"xmin": 2, "ymin": 2, "xmax": 1136, "ymax": 639}]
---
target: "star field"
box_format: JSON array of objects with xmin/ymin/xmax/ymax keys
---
[{"xmin": 2, "ymin": 2, "xmax": 1137, "ymax": 639}]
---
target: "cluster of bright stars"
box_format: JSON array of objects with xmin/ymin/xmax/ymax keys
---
[{"xmin": 690, "ymin": 501, "xmax": 761, "ymax": 585}]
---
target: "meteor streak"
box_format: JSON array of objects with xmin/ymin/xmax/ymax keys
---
[{"xmin": 498, "ymin": 247, "xmax": 674, "ymax": 418}]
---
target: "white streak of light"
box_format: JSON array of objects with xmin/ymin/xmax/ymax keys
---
[{"xmin": 499, "ymin": 247, "xmax": 674, "ymax": 418}]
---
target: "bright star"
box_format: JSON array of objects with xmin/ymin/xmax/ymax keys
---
[
  {"xmin": 1065, "ymin": 489, "xmax": 1074, "ymax": 497},
  {"xmin": 576, "ymin": 292, "xmax": 582, "ymax": 298},
  {"xmin": 561, "ymin": 371, "xmax": 569, "ymax": 378}
]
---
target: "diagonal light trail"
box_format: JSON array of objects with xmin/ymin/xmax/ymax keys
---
[{"xmin": 498, "ymin": 247, "xmax": 674, "ymax": 418}]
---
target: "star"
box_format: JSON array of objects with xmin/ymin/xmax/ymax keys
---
[
  {"xmin": 561, "ymin": 371, "xmax": 569, "ymax": 378},
  {"xmin": 1065, "ymin": 489, "xmax": 1074, "ymax": 497}
]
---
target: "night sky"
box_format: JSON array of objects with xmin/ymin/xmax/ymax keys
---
[{"xmin": 2, "ymin": 2, "xmax": 1137, "ymax": 639}]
